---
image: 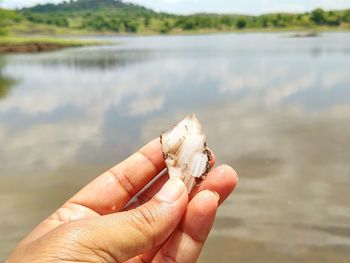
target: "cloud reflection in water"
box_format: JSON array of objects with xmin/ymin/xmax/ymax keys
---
[{"xmin": 0, "ymin": 32, "xmax": 350, "ymax": 262}]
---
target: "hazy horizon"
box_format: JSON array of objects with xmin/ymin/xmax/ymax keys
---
[{"xmin": 1, "ymin": 0, "xmax": 350, "ymax": 15}]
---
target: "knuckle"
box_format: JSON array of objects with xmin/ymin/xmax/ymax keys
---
[{"xmin": 137, "ymin": 203, "xmax": 157, "ymax": 225}]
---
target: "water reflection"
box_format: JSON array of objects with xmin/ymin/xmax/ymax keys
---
[
  {"xmin": 0, "ymin": 57, "xmax": 15, "ymax": 99},
  {"xmin": 141, "ymin": 101, "xmax": 350, "ymax": 259},
  {"xmin": 6, "ymin": 48, "xmax": 154, "ymax": 71},
  {"xmin": 200, "ymin": 236, "xmax": 350, "ymax": 263},
  {"xmin": 0, "ymin": 33, "xmax": 350, "ymax": 261}
]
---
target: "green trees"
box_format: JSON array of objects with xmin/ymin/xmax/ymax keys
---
[
  {"xmin": 174, "ymin": 16, "xmax": 197, "ymax": 31},
  {"xmin": 343, "ymin": 10, "xmax": 350, "ymax": 23},
  {"xmin": 221, "ymin": 16, "xmax": 233, "ymax": 27},
  {"xmin": 236, "ymin": 18, "xmax": 247, "ymax": 29},
  {"xmin": 310, "ymin": 8, "xmax": 341, "ymax": 26},
  {"xmin": 123, "ymin": 19, "xmax": 138, "ymax": 32},
  {"xmin": 25, "ymin": 13, "xmax": 69, "ymax": 27},
  {"xmin": 260, "ymin": 16, "xmax": 269, "ymax": 27},
  {"xmin": 82, "ymin": 15, "xmax": 112, "ymax": 31},
  {"xmin": 326, "ymin": 14, "xmax": 341, "ymax": 26},
  {"xmin": 174, "ymin": 15, "xmax": 238, "ymax": 31},
  {"xmin": 311, "ymin": 8, "xmax": 327, "ymax": 24},
  {"xmin": 81, "ymin": 15, "xmax": 139, "ymax": 32},
  {"xmin": 1, "ymin": 0, "xmax": 349, "ymax": 35},
  {"xmin": 160, "ymin": 21, "xmax": 171, "ymax": 34},
  {"xmin": 144, "ymin": 15, "xmax": 151, "ymax": 27}
]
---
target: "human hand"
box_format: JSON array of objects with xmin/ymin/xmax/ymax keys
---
[{"xmin": 7, "ymin": 139, "xmax": 237, "ymax": 263}]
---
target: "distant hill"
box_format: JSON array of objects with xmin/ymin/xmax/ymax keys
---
[
  {"xmin": 22, "ymin": 0, "xmax": 155, "ymax": 14},
  {"xmin": 17, "ymin": 0, "xmax": 158, "ymax": 33},
  {"xmin": 0, "ymin": 0, "xmax": 349, "ymax": 35}
]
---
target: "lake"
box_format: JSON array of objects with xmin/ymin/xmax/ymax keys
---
[{"xmin": 0, "ymin": 32, "xmax": 350, "ymax": 262}]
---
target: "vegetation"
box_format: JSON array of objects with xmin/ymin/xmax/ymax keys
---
[
  {"xmin": 0, "ymin": 0, "xmax": 350, "ymax": 36},
  {"xmin": 0, "ymin": 8, "xmax": 20, "ymax": 36},
  {"xmin": 0, "ymin": 36, "xmax": 99, "ymax": 46},
  {"xmin": 0, "ymin": 36, "xmax": 103, "ymax": 53}
]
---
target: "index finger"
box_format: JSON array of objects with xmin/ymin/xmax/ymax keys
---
[{"xmin": 67, "ymin": 138, "xmax": 166, "ymax": 215}]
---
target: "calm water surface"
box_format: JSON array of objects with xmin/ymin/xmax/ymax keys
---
[{"xmin": 0, "ymin": 33, "xmax": 350, "ymax": 262}]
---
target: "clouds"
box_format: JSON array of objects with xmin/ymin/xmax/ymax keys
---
[
  {"xmin": 1, "ymin": 0, "xmax": 350, "ymax": 14},
  {"xmin": 127, "ymin": 96, "xmax": 165, "ymax": 116}
]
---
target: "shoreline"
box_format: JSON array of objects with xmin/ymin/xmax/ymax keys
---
[
  {"xmin": 1, "ymin": 28, "xmax": 349, "ymax": 53},
  {"xmin": 0, "ymin": 42, "xmax": 85, "ymax": 53},
  {"xmin": 0, "ymin": 37, "xmax": 106, "ymax": 54},
  {"xmin": 34, "ymin": 26, "xmax": 350, "ymax": 37}
]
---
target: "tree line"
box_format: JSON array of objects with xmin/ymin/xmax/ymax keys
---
[{"xmin": 1, "ymin": 6, "xmax": 350, "ymax": 34}]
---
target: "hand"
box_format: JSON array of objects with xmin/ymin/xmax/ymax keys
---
[{"xmin": 7, "ymin": 139, "xmax": 237, "ymax": 263}]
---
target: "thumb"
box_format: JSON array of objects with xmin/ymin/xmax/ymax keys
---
[{"xmin": 77, "ymin": 178, "xmax": 188, "ymax": 262}]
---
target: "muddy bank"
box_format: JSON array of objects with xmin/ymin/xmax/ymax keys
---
[{"xmin": 0, "ymin": 42, "xmax": 82, "ymax": 53}]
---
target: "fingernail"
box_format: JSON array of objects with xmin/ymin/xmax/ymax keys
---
[
  {"xmin": 212, "ymin": 191, "xmax": 220, "ymax": 202},
  {"xmin": 156, "ymin": 178, "xmax": 185, "ymax": 204}
]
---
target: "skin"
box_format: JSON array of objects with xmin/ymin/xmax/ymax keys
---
[{"xmin": 7, "ymin": 138, "xmax": 238, "ymax": 263}]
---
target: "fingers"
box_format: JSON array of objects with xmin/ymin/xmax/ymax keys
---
[
  {"xmin": 125, "ymin": 172, "xmax": 170, "ymax": 211},
  {"xmin": 191, "ymin": 164, "xmax": 238, "ymax": 205},
  {"xmin": 152, "ymin": 190, "xmax": 218, "ymax": 263},
  {"xmin": 125, "ymin": 150, "xmax": 216, "ymax": 211},
  {"xmin": 127, "ymin": 163, "xmax": 236, "ymax": 212},
  {"xmin": 71, "ymin": 178, "xmax": 188, "ymax": 262},
  {"xmin": 131, "ymin": 164, "xmax": 238, "ymax": 262},
  {"xmin": 18, "ymin": 138, "xmax": 167, "ymax": 247},
  {"xmin": 67, "ymin": 138, "xmax": 166, "ymax": 215}
]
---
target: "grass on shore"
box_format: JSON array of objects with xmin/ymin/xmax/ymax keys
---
[{"xmin": 0, "ymin": 35, "xmax": 111, "ymax": 53}]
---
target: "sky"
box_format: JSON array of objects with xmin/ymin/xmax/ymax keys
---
[{"xmin": 1, "ymin": 0, "xmax": 350, "ymax": 15}]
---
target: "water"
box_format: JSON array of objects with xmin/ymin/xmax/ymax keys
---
[{"xmin": 0, "ymin": 32, "xmax": 349, "ymax": 262}]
